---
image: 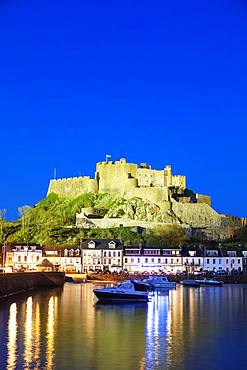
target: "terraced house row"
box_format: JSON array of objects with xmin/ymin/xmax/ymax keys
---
[{"xmin": 1, "ymin": 240, "xmax": 247, "ymax": 274}]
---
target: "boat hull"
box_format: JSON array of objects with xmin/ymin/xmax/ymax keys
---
[
  {"xmin": 93, "ymin": 290, "xmax": 149, "ymax": 302},
  {"xmin": 181, "ymin": 280, "xmax": 200, "ymax": 287},
  {"xmin": 149, "ymin": 283, "xmax": 176, "ymax": 289},
  {"xmin": 195, "ymin": 280, "xmax": 223, "ymax": 286}
]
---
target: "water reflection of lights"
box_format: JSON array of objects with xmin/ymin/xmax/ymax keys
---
[
  {"xmin": 24, "ymin": 297, "xmax": 33, "ymax": 368},
  {"xmin": 144, "ymin": 291, "xmax": 170, "ymax": 369},
  {"xmin": 34, "ymin": 303, "xmax": 41, "ymax": 368},
  {"xmin": 46, "ymin": 296, "xmax": 57, "ymax": 370},
  {"xmin": 7, "ymin": 303, "xmax": 18, "ymax": 370}
]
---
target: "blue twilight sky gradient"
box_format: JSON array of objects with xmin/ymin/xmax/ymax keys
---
[{"xmin": 0, "ymin": 0, "xmax": 247, "ymax": 220}]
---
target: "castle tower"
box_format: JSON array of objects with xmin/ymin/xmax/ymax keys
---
[{"xmin": 95, "ymin": 158, "xmax": 138, "ymax": 194}]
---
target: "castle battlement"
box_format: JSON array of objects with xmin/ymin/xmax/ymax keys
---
[{"xmin": 47, "ymin": 157, "xmax": 207, "ymax": 206}]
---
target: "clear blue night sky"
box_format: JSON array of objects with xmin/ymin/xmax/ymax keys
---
[{"xmin": 0, "ymin": 0, "xmax": 246, "ymax": 220}]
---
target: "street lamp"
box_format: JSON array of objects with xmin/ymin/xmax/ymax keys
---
[{"xmin": 2, "ymin": 234, "xmax": 6, "ymax": 272}]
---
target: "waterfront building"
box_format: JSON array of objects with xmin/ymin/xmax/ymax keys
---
[
  {"xmin": 81, "ymin": 239, "xmax": 124, "ymax": 272},
  {"xmin": 203, "ymin": 247, "xmax": 243, "ymax": 273},
  {"xmin": 182, "ymin": 246, "xmax": 245, "ymax": 273},
  {"xmin": 44, "ymin": 246, "xmax": 82, "ymax": 272},
  {"xmin": 182, "ymin": 247, "xmax": 204, "ymax": 272},
  {"xmin": 4, "ymin": 244, "xmax": 43, "ymax": 271},
  {"xmin": 123, "ymin": 246, "xmax": 183, "ymax": 273}
]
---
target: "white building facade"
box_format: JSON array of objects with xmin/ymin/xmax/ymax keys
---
[
  {"xmin": 82, "ymin": 240, "xmax": 123, "ymax": 272},
  {"xmin": 6, "ymin": 245, "xmax": 43, "ymax": 271},
  {"xmin": 44, "ymin": 247, "xmax": 82, "ymax": 272},
  {"xmin": 124, "ymin": 246, "xmax": 183, "ymax": 273}
]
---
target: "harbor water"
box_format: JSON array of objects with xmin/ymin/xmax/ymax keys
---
[{"xmin": 0, "ymin": 283, "xmax": 247, "ymax": 369}]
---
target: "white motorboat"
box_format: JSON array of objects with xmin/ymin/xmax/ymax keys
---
[
  {"xmin": 180, "ymin": 280, "xmax": 201, "ymax": 287},
  {"xmin": 143, "ymin": 275, "xmax": 176, "ymax": 289},
  {"xmin": 195, "ymin": 279, "xmax": 223, "ymax": 286},
  {"xmin": 93, "ymin": 280, "xmax": 150, "ymax": 302}
]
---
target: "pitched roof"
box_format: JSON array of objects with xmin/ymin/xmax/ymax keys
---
[
  {"xmin": 38, "ymin": 258, "xmax": 54, "ymax": 267},
  {"xmin": 81, "ymin": 239, "xmax": 123, "ymax": 250}
]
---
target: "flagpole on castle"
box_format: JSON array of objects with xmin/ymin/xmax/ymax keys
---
[{"xmin": 105, "ymin": 154, "xmax": 111, "ymax": 162}]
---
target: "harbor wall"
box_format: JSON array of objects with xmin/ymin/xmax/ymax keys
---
[{"xmin": 0, "ymin": 272, "xmax": 64, "ymax": 299}]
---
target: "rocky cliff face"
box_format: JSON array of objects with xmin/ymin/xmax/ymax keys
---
[{"xmin": 76, "ymin": 193, "xmax": 243, "ymax": 230}]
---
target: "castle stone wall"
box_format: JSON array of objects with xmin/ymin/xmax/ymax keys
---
[
  {"xmin": 96, "ymin": 159, "xmax": 138, "ymax": 194},
  {"xmin": 137, "ymin": 168, "xmax": 165, "ymax": 187},
  {"xmin": 171, "ymin": 203, "xmax": 222, "ymax": 227},
  {"xmin": 125, "ymin": 187, "xmax": 169, "ymax": 204},
  {"xmin": 76, "ymin": 215, "xmax": 187, "ymax": 230},
  {"xmin": 48, "ymin": 177, "xmax": 98, "ymax": 198},
  {"xmin": 196, "ymin": 194, "xmax": 211, "ymax": 206}
]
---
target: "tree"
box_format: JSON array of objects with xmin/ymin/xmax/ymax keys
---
[
  {"xmin": 0, "ymin": 208, "xmax": 7, "ymax": 243},
  {"xmin": 18, "ymin": 205, "xmax": 32, "ymax": 241},
  {"xmin": 145, "ymin": 225, "xmax": 187, "ymax": 246}
]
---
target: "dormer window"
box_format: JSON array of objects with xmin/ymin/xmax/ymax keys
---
[
  {"xmin": 242, "ymin": 251, "xmax": 247, "ymax": 257},
  {"xmin": 206, "ymin": 250, "xmax": 218, "ymax": 257},
  {"xmin": 88, "ymin": 241, "xmax": 95, "ymax": 249},
  {"xmin": 227, "ymin": 251, "xmax": 236, "ymax": 257},
  {"xmin": 108, "ymin": 241, "xmax": 116, "ymax": 249},
  {"xmin": 188, "ymin": 251, "xmax": 196, "ymax": 257},
  {"xmin": 64, "ymin": 249, "xmax": 68, "ymax": 256}
]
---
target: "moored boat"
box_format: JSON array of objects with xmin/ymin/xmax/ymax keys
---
[
  {"xmin": 195, "ymin": 279, "xmax": 223, "ymax": 286},
  {"xmin": 93, "ymin": 280, "xmax": 150, "ymax": 302},
  {"xmin": 143, "ymin": 275, "xmax": 176, "ymax": 289},
  {"xmin": 180, "ymin": 280, "xmax": 201, "ymax": 287}
]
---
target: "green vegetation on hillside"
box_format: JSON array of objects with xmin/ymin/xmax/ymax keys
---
[
  {"xmin": 2, "ymin": 192, "xmax": 246, "ymax": 247},
  {"xmin": 0, "ymin": 193, "xmax": 188, "ymax": 246}
]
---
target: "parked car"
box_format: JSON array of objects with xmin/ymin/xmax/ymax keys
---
[{"xmin": 216, "ymin": 270, "xmax": 227, "ymax": 276}]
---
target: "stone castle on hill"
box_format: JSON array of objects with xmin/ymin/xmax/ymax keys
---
[{"xmin": 48, "ymin": 158, "xmax": 246, "ymax": 240}]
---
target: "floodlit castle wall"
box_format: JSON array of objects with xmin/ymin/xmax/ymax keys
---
[
  {"xmin": 196, "ymin": 194, "xmax": 211, "ymax": 206},
  {"xmin": 48, "ymin": 177, "xmax": 98, "ymax": 197},
  {"xmin": 171, "ymin": 203, "xmax": 222, "ymax": 228},
  {"xmin": 96, "ymin": 159, "xmax": 138, "ymax": 194},
  {"xmin": 125, "ymin": 187, "xmax": 169, "ymax": 204},
  {"xmin": 136, "ymin": 168, "xmax": 165, "ymax": 187}
]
